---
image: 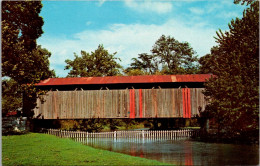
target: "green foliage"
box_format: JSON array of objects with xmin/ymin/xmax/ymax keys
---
[
  {"xmin": 2, "ymin": 1, "xmax": 45, "ymax": 83},
  {"xmin": 2, "ymin": 1, "xmax": 55, "ymax": 117},
  {"xmin": 2, "ymin": 45, "xmax": 55, "ymax": 117},
  {"xmin": 200, "ymin": 1, "xmax": 259, "ymax": 139},
  {"xmin": 80, "ymin": 119, "xmax": 105, "ymax": 132},
  {"xmin": 126, "ymin": 35, "xmax": 199, "ymax": 75},
  {"xmin": 2, "ymin": 79, "xmax": 22, "ymax": 116},
  {"xmin": 123, "ymin": 68, "xmax": 144, "ymax": 76},
  {"xmin": 2, "ymin": 1, "xmax": 43, "ymax": 51},
  {"xmin": 58, "ymin": 120, "xmax": 81, "ymax": 131},
  {"xmin": 57, "ymin": 119, "xmax": 104, "ymax": 132},
  {"xmin": 106, "ymin": 119, "xmax": 122, "ymax": 131},
  {"xmin": 124, "ymin": 68, "xmax": 147, "ymax": 76},
  {"xmin": 126, "ymin": 53, "xmax": 157, "ymax": 74},
  {"xmin": 234, "ymin": 0, "xmax": 255, "ymax": 5},
  {"xmin": 151, "ymin": 35, "xmax": 199, "ymax": 74},
  {"xmin": 198, "ymin": 49, "xmax": 216, "ymax": 74},
  {"xmin": 57, "ymin": 119, "xmax": 141, "ymax": 132},
  {"xmin": 65, "ymin": 44, "xmax": 122, "ymax": 77},
  {"xmin": 2, "ymin": 133, "xmax": 167, "ymax": 165},
  {"xmin": 38, "ymin": 119, "xmax": 153, "ymax": 132}
]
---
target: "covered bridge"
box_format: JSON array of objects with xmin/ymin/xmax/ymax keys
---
[{"xmin": 33, "ymin": 74, "xmax": 212, "ymax": 119}]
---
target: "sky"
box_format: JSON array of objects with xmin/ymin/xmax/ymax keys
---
[{"xmin": 37, "ymin": 0, "xmax": 247, "ymax": 77}]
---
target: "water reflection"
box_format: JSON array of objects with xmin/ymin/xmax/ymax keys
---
[{"xmin": 76, "ymin": 138, "xmax": 259, "ymax": 165}]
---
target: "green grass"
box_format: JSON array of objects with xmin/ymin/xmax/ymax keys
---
[{"xmin": 2, "ymin": 133, "xmax": 170, "ymax": 165}]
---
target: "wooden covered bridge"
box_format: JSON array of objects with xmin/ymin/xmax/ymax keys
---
[{"xmin": 33, "ymin": 74, "xmax": 212, "ymax": 119}]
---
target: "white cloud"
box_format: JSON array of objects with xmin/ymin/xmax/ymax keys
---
[
  {"xmin": 217, "ymin": 11, "xmax": 241, "ymax": 19},
  {"xmin": 38, "ymin": 19, "xmax": 217, "ymax": 77},
  {"xmin": 97, "ymin": 0, "xmax": 106, "ymax": 6},
  {"xmin": 189, "ymin": 7, "xmax": 204, "ymax": 15},
  {"xmin": 124, "ymin": 0, "xmax": 173, "ymax": 14},
  {"xmin": 205, "ymin": 1, "xmax": 242, "ymax": 15}
]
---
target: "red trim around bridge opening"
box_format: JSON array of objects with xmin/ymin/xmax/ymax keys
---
[{"xmin": 182, "ymin": 88, "xmax": 191, "ymax": 118}]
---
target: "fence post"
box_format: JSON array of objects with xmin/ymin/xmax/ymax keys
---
[
  {"xmin": 114, "ymin": 131, "xmax": 117, "ymax": 138},
  {"xmin": 44, "ymin": 129, "xmax": 201, "ymax": 141}
]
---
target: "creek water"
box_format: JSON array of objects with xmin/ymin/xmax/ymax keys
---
[{"xmin": 78, "ymin": 137, "xmax": 259, "ymax": 165}]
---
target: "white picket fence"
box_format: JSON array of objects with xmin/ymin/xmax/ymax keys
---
[{"xmin": 45, "ymin": 129, "xmax": 200, "ymax": 139}]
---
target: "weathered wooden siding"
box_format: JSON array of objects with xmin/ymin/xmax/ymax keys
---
[{"xmin": 34, "ymin": 88, "xmax": 207, "ymax": 119}]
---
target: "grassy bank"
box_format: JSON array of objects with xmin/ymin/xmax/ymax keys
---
[{"xmin": 2, "ymin": 133, "xmax": 169, "ymax": 165}]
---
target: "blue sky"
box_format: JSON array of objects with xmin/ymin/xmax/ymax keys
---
[{"xmin": 37, "ymin": 0, "xmax": 247, "ymax": 77}]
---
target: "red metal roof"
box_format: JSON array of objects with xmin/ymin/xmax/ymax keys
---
[{"xmin": 36, "ymin": 74, "xmax": 213, "ymax": 86}]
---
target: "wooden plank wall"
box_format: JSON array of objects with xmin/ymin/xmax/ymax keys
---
[{"xmin": 34, "ymin": 88, "xmax": 207, "ymax": 119}]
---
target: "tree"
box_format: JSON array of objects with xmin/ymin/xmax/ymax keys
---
[
  {"xmin": 125, "ymin": 53, "xmax": 157, "ymax": 75},
  {"xmin": 200, "ymin": 0, "xmax": 259, "ymax": 140},
  {"xmin": 2, "ymin": 45, "xmax": 55, "ymax": 117},
  {"xmin": 22, "ymin": 46, "xmax": 55, "ymax": 117},
  {"xmin": 65, "ymin": 45, "xmax": 122, "ymax": 77},
  {"xmin": 198, "ymin": 47, "xmax": 218, "ymax": 74},
  {"xmin": 124, "ymin": 68, "xmax": 147, "ymax": 76},
  {"xmin": 2, "ymin": 1, "xmax": 44, "ymax": 81},
  {"xmin": 151, "ymin": 35, "xmax": 198, "ymax": 74},
  {"xmin": 2, "ymin": 79, "xmax": 22, "ymax": 116},
  {"xmin": 2, "ymin": 1, "xmax": 55, "ymax": 117},
  {"xmin": 126, "ymin": 35, "xmax": 199, "ymax": 75}
]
